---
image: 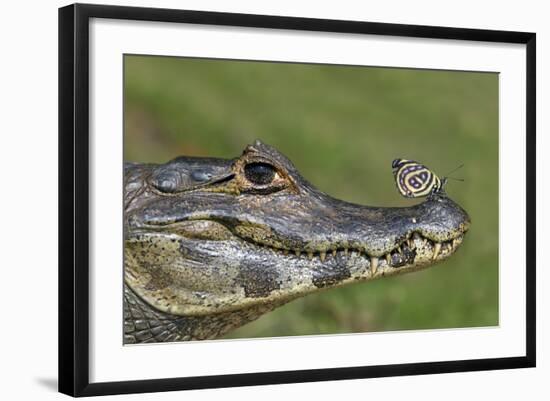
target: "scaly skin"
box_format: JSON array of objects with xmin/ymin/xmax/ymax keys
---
[{"xmin": 123, "ymin": 140, "xmax": 470, "ymax": 343}]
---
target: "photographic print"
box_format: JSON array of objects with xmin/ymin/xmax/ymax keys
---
[
  {"xmin": 59, "ymin": 4, "xmax": 535, "ymax": 395},
  {"xmin": 123, "ymin": 55, "xmax": 498, "ymax": 344}
]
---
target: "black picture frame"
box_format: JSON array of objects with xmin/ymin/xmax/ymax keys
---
[{"xmin": 58, "ymin": 3, "xmax": 536, "ymax": 397}]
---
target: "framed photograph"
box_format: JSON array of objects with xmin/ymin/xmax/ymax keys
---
[{"xmin": 58, "ymin": 3, "xmax": 536, "ymax": 397}]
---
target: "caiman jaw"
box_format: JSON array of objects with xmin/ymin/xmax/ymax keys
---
[
  {"xmin": 124, "ymin": 140, "xmax": 470, "ymax": 318},
  {"xmin": 132, "ymin": 205, "xmax": 468, "ymax": 286},
  {"xmin": 231, "ymin": 230, "xmax": 466, "ymax": 276}
]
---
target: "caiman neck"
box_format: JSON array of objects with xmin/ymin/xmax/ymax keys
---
[{"xmin": 124, "ymin": 284, "xmax": 281, "ymax": 343}]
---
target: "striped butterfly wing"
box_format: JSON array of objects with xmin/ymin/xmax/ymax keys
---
[{"xmin": 392, "ymin": 159, "xmax": 441, "ymax": 198}]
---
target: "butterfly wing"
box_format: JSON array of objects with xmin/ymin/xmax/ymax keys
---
[{"xmin": 393, "ymin": 159, "xmax": 440, "ymax": 198}]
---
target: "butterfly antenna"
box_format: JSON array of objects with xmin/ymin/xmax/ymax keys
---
[
  {"xmin": 444, "ymin": 163, "xmax": 464, "ymax": 177},
  {"xmin": 441, "ymin": 164, "xmax": 465, "ymax": 190}
]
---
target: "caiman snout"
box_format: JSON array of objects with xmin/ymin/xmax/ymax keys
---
[{"xmin": 230, "ymin": 190, "xmax": 470, "ymax": 274}]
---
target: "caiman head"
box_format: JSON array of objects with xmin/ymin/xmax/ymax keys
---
[{"xmin": 124, "ymin": 140, "xmax": 470, "ymax": 341}]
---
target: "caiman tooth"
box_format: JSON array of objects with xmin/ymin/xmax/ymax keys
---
[
  {"xmin": 308, "ymin": 251, "xmax": 313, "ymax": 260},
  {"xmin": 283, "ymin": 249, "xmax": 289, "ymax": 255},
  {"xmin": 294, "ymin": 249, "xmax": 301, "ymax": 257},
  {"xmin": 397, "ymin": 246, "xmax": 402, "ymax": 255},
  {"xmin": 433, "ymin": 242, "xmax": 442, "ymax": 260},
  {"xmin": 452, "ymin": 238, "xmax": 459, "ymax": 248},
  {"xmin": 385, "ymin": 254, "xmax": 392, "ymax": 265},
  {"xmin": 332, "ymin": 249, "xmax": 337, "ymax": 257},
  {"xmin": 370, "ymin": 257, "xmax": 378, "ymax": 274},
  {"xmin": 320, "ymin": 251, "xmax": 326, "ymax": 262},
  {"xmin": 344, "ymin": 248, "xmax": 349, "ymax": 256}
]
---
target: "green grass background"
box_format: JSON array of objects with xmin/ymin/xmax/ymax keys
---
[{"xmin": 124, "ymin": 55, "xmax": 499, "ymax": 339}]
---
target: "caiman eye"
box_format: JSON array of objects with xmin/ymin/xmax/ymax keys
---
[{"xmin": 244, "ymin": 162, "xmax": 276, "ymax": 185}]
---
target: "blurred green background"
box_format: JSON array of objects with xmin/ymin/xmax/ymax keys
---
[{"xmin": 124, "ymin": 55, "xmax": 499, "ymax": 339}]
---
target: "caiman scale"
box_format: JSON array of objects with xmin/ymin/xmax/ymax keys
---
[{"xmin": 124, "ymin": 140, "xmax": 470, "ymax": 343}]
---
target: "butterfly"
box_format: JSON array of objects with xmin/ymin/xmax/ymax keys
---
[{"xmin": 392, "ymin": 159, "xmax": 463, "ymax": 198}]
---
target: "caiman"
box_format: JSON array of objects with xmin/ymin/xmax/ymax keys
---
[{"xmin": 124, "ymin": 140, "xmax": 470, "ymax": 343}]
